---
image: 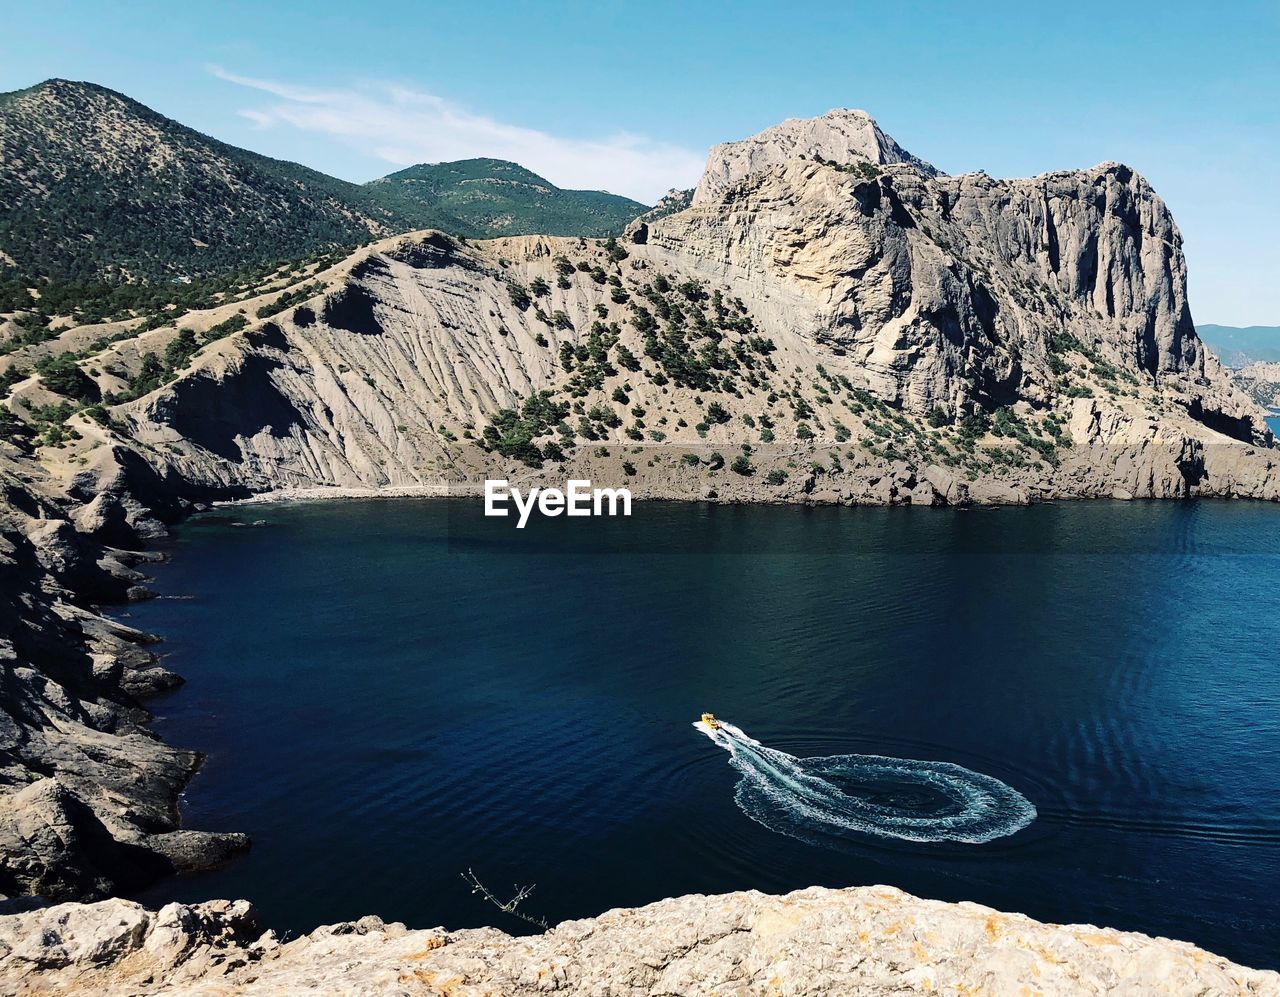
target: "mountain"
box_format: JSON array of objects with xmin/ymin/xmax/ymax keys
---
[
  {"xmin": 0, "ymin": 80, "xmax": 650, "ymax": 286},
  {"xmin": 70, "ymin": 109, "xmax": 1275, "ymax": 509},
  {"xmin": 1197, "ymin": 325, "xmax": 1280, "ymax": 405},
  {"xmin": 0, "ymin": 79, "xmax": 405, "ymax": 282},
  {"xmin": 632, "ymin": 187, "xmax": 694, "ymax": 225},
  {"xmin": 1195, "ymin": 324, "xmax": 1280, "ymax": 368},
  {"xmin": 367, "ymin": 158, "xmax": 646, "ymax": 239},
  {"xmin": 657, "ymin": 139, "xmax": 1257, "ymax": 434},
  {"xmin": 692, "ymin": 108, "xmax": 939, "ymax": 205}
]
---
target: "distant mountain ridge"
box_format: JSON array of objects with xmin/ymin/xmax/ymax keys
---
[
  {"xmin": 0, "ymin": 79, "xmax": 401, "ymax": 281},
  {"xmin": 1231, "ymin": 360, "xmax": 1280, "ymax": 409},
  {"xmin": 1195, "ymin": 324, "xmax": 1280, "ymax": 368},
  {"xmin": 0, "ymin": 79, "xmax": 648, "ymax": 283}
]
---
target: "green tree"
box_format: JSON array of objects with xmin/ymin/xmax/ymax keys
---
[
  {"xmin": 604, "ymin": 237, "xmax": 628, "ymax": 262},
  {"xmin": 129, "ymin": 353, "xmax": 165, "ymax": 397},
  {"xmin": 508, "ymin": 282, "xmax": 532, "ymax": 310},
  {"xmin": 706, "ymin": 401, "xmax": 731, "ymax": 424},
  {"xmin": 34, "ymin": 352, "xmax": 95, "ymax": 401}
]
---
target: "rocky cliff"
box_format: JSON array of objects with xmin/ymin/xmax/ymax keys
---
[
  {"xmin": 0, "ymin": 107, "xmax": 1271, "ymax": 524},
  {"xmin": 69, "ymin": 239, "xmax": 1274, "ymax": 515},
  {"xmin": 2, "ymin": 885, "xmax": 1276, "ymax": 995},
  {"xmin": 0, "ymin": 445, "xmax": 247, "ymax": 901},
  {"xmin": 13, "ymin": 108, "xmax": 1254, "ymax": 520}
]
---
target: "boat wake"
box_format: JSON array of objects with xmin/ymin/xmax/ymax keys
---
[{"xmin": 694, "ymin": 720, "xmax": 1036, "ymax": 845}]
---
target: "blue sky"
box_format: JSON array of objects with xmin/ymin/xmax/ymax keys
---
[{"xmin": 4, "ymin": 1, "xmax": 1277, "ymax": 325}]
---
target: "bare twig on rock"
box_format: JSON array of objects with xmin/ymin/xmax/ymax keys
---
[{"xmin": 461, "ymin": 868, "xmax": 550, "ymax": 929}]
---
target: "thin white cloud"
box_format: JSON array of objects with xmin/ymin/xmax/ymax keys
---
[
  {"xmin": 237, "ymin": 109, "xmax": 273, "ymax": 129},
  {"xmin": 210, "ymin": 66, "xmax": 704, "ymax": 204}
]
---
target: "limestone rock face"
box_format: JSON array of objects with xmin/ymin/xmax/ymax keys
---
[
  {"xmin": 0, "ymin": 886, "xmax": 1275, "ymax": 995},
  {"xmin": 82, "ymin": 215, "xmax": 1273, "ymax": 511},
  {"xmin": 692, "ymin": 108, "xmax": 940, "ymax": 206},
  {"xmin": 661, "ymin": 156, "xmax": 1261, "ymax": 445},
  {"xmin": 76, "ymin": 111, "xmax": 1274, "ymax": 512}
]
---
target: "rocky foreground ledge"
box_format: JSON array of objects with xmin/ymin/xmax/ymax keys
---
[{"xmin": 1, "ymin": 886, "xmax": 1275, "ymax": 996}]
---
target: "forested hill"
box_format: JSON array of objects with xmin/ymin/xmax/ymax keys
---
[
  {"xmin": 0, "ymin": 79, "xmax": 405, "ymax": 282},
  {"xmin": 367, "ymin": 158, "xmax": 647, "ymax": 239},
  {"xmin": 0, "ymin": 80, "xmax": 649, "ymax": 289}
]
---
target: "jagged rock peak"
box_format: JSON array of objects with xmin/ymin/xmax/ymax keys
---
[{"xmin": 692, "ymin": 108, "xmax": 940, "ymax": 205}]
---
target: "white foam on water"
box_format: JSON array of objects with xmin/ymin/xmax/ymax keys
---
[{"xmin": 694, "ymin": 721, "xmax": 1036, "ymax": 845}]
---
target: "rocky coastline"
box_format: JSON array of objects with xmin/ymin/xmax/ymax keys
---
[
  {"xmin": 3, "ymin": 435, "xmax": 1277, "ymax": 917},
  {"xmin": 0, "ymin": 445, "xmax": 250, "ymax": 905}
]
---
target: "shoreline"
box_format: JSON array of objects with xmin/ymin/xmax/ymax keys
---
[
  {"xmin": 214, "ymin": 483, "xmax": 480, "ymax": 506},
  {"xmin": 8, "ymin": 439, "xmax": 1280, "ymax": 989},
  {"xmin": 209, "ymin": 480, "xmax": 1280, "ymax": 512}
]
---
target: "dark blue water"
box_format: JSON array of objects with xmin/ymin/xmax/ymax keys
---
[{"xmin": 129, "ymin": 499, "xmax": 1280, "ymax": 968}]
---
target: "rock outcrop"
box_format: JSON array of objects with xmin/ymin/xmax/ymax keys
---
[
  {"xmin": 76, "ymin": 215, "xmax": 1276, "ymax": 513},
  {"xmin": 659, "ymin": 142, "xmax": 1255, "ymax": 439},
  {"xmin": 0, "ymin": 449, "xmax": 247, "ymax": 902},
  {"xmin": 1, "ymin": 885, "xmax": 1275, "ymax": 995},
  {"xmin": 692, "ymin": 108, "xmax": 940, "ymax": 205}
]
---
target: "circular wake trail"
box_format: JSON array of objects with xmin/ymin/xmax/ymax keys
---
[{"xmin": 694, "ymin": 721, "xmax": 1035, "ymax": 845}]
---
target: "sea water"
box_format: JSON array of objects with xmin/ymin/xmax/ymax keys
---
[{"xmin": 130, "ymin": 498, "xmax": 1280, "ymax": 968}]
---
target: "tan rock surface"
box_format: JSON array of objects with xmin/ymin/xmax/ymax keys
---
[
  {"xmin": 1, "ymin": 885, "xmax": 1275, "ymax": 995},
  {"xmin": 692, "ymin": 108, "xmax": 940, "ymax": 206},
  {"xmin": 23, "ymin": 108, "xmax": 1258, "ymax": 514}
]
